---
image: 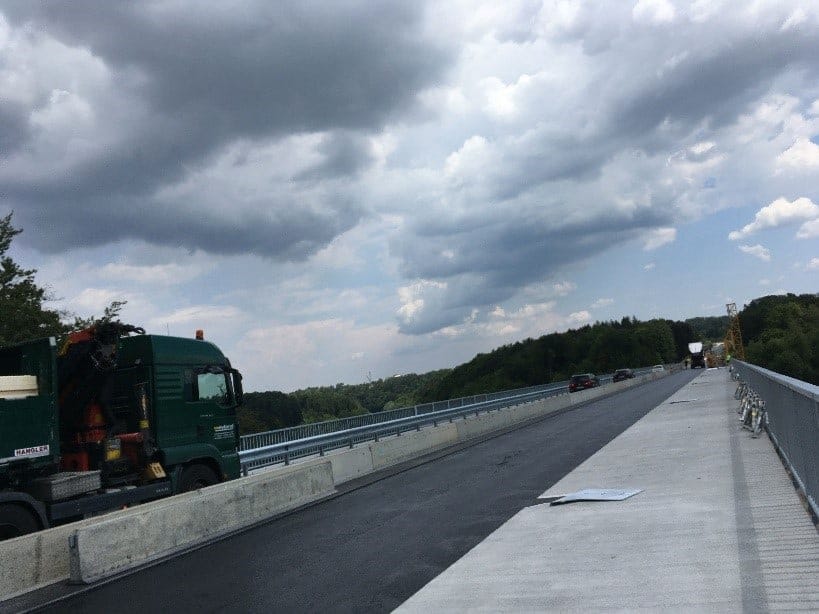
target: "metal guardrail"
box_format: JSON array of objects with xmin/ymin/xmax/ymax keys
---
[
  {"xmin": 238, "ymin": 367, "xmax": 657, "ymax": 472},
  {"xmin": 732, "ymin": 360, "xmax": 819, "ymax": 521},
  {"xmin": 239, "ymin": 384, "xmax": 568, "ymax": 472},
  {"xmin": 240, "ymin": 381, "xmax": 572, "ymax": 452}
]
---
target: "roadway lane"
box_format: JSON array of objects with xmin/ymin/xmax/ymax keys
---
[{"xmin": 38, "ymin": 371, "xmax": 698, "ymax": 613}]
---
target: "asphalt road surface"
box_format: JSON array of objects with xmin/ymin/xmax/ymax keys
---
[{"xmin": 34, "ymin": 371, "xmax": 698, "ymax": 613}]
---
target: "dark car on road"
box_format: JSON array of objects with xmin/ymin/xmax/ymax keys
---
[
  {"xmin": 613, "ymin": 368, "xmax": 635, "ymax": 382},
  {"xmin": 569, "ymin": 373, "xmax": 600, "ymax": 392}
]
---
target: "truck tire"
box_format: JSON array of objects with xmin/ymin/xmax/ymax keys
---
[
  {"xmin": 0, "ymin": 504, "xmax": 39, "ymax": 540},
  {"xmin": 178, "ymin": 464, "xmax": 219, "ymax": 492}
]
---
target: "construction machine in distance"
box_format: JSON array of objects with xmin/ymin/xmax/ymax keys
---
[
  {"xmin": 0, "ymin": 322, "xmax": 243, "ymax": 539},
  {"xmin": 688, "ymin": 342, "xmax": 706, "ymax": 369}
]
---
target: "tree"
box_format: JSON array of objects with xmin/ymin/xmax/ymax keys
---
[
  {"xmin": 67, "ymin": 300, "xmax": 128, "ymax": 332},
  {"xmin": 0, "ymin": 213, "xmax": 65, "ymax": 345}
]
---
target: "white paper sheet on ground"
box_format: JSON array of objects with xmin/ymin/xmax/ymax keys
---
[{"xmin": 541, "ymin": 488, "xmax": 643, "ymax": 505}]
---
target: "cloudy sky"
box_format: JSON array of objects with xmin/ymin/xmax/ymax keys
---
[{"xmin": 1, "ymin": 1, "xmax": 817, "ymax": 391}]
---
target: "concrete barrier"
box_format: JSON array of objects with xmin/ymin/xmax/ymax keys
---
[
  {"xmin": 0, "ymin": 514, "xmax": 107, "ymax": 600},
  {"xmin": 455, "ymin": 407, "xmax": 514, "ymax": 440},
  {"xmin": 68, "ymin": 461, "xmax": 335, "ymax": 584},
  {"xmin": 325, "ymin": 446, "xmax": 375, "ymax": 483},
  {"xmin": 370, "ymin": 423, "xmax": 459, "ymax": 470}
]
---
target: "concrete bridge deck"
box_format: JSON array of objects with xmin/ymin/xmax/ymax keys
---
[{"xmin": 397, "ymin": 369, "xmax": 819, "ymax": 612}]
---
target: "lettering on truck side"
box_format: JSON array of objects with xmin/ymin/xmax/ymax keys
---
[
  {"xmin": 15, "ymin": 444, "xmax": 50, "ymax": 457},
  {"xmin": 0, "ymin": 444, "xmax": 51, "ymax": 465},
  {"xmin": 213, "ymin": 424, "xmax": 234, "ymax": 440}
]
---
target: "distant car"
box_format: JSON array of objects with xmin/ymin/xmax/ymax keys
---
[
  {"xmin": 569, "ymin": 373, "xmax": 600, "ymax": 392},
  {"xmin": 652, "ymin": 364, "xmax": 665, "ymax": 373},
  {"xmin": 613, "ymin": 368, "xmax": 635, "ymax": 382}
]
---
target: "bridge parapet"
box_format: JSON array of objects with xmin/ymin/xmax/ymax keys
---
[{"xmin": 732, "ymin": 360, "xmax": 819, "ymax": 522}]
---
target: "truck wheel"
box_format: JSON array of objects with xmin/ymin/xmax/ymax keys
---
[
  {"xmin": 178, "ymin": 464, "xmax": 219, "ymax": 492},
  {"xmin": 0, "ymin": 504, "xmax": 39, "ymax": 540}
]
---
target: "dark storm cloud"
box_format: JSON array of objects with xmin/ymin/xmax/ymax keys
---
[
  {"xmin": 391, "ymin": 6, "xmax": 819, "ymax": 334},
  {"xmin": 394, "ymin": 207, "xmax": 671, "ymax": 335},
  {"xmin": 0, "ymin": 1, "xmax": 450, "ymax": 256},
  {"xmin": 481, "ymin": 15, "xmax": 819, "ymax": 205},
  {"xmin": 0, "ymin": 103, "xmax": 29, "ymax": 152},
  {"xmin": 295, "ymin": 132, "xmax": 374, "ymax": 182},
  {"xmin": 610, "ymin": 28, "xmax": 819, "ymax": 138},
  {"xmin": 1, "ymin": 2, "xmax": 446, "ymax": 133}
]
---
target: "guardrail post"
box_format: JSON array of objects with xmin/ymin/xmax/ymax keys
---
[
  {"xmin": 319, "ymin": 445, "xmax": 325, "ymax": 457},
  {"xmin": 284, "ymin": 445, "xmax": 290, "ymax": 466},
  {"xmin": 349, "ymin": 437, "xmax": 354, "ymax": 449}
]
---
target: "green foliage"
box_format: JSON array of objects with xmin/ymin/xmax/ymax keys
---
[
  {"xmin": 239, "ymin": 391, "xmax": 303, "ymax": 434},
  {"xmin": 0, "ymin": 213, "xmax": 65, "ymax": 345},
  {"xmin": 685, "ymin": 316, "xmax": 729, "ymax": 341},
  {"xmin": 742, "ymin": 294, "xmax": 819, "ymax": 384},
  {"xmin": 236, "ymin": 371, "xmax": 450, "ymax": 434},
  {"xmin": 420, "ymin": 318, "xmax": 683, "ymax": 402},
  {"xmin": 68, "ymin": 300, "xmax": 128, "ymax": 332}
]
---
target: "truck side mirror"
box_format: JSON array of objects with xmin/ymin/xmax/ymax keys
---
[{"xmin": 231, "ymin": 369, "xmax": 243, "ymax": 406}]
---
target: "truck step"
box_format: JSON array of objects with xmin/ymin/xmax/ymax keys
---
[{"xmin": 28, "ymin": 471, "xmax": 102, "ymax": 502}]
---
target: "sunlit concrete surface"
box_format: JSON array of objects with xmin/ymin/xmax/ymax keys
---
[{"xmin": 396, "ymin": 369, "xmax": 819, "ymax": 612}]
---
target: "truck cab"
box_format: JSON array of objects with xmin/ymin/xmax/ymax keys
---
[{"xmin": 0, "ymin": 327, "xmax": 243, "ymax": 538}]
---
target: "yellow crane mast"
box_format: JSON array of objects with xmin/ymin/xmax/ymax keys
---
[{"xmin": 724, "ymin": 302, "xmax": 746, "ymax": 361}]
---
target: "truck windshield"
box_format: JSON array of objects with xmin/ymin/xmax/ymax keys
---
[{"xmin": 196, "ymin": 371, "xmax": 233, "ymax": 406}]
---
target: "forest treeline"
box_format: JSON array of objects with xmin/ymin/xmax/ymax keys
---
[
  {"xmin": 2, "ymin": 212, "xmax": 814, "ymax": 434},
  {"xmin": 238, "ymin": 315, "xmax": 715, "ymax": 434},
  {"xmin": 742, "ymin": 293, "xmax": 818, "ymax": 384},
  {"xmin": 238, "ymin": 294, "xmax": 817, "ymax": 434}
]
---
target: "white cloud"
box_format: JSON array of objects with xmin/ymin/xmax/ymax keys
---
[
  {"xmin": 444, "ymin": 135, "xmax": 491, "ymax": 182},
  {"xmin": 396, "ymin": 280, "xmax": 447, "ymax": 325},
  {"xmin": 776, "ymin": 138, "xmax": 819, "ymax": 171},
  {"xmin": 738, "ymin": 244, "xmax": 771, "ymax": 261},
  {"xmin": 758, "ymin": 278, "xmax": 770, "ymax": 286},
  {"xmin": 568, "ymin": 310, "xmax": 591, "ymax": 325},
  {"xmin": 807, "ymin": 258, "xmax": 819, "ymax": 270},
  {"xmin": 781, "ymin": 7, "xmax": 808, "ymax": 31},
  {"xmin": 490, "ymin": 306, "xmax": 506, "ymax": 318},
  {"xmin": 689, "ymin": 141, "xmax": 715, "ymax": 155},
  {"xmin": 643, "ymin": 263, "xmax": 655, "ymax": 271},
  {"xmin": 632, "ymin": 0, "xmax": 676, "ymax": 24},
  {"xmin": 729, "ymin": 197, "xmax": 819, "ymax": 240},
  {"xmin": 99, "ymin": 262, "xmax": 208, "ymax": 285},
  {"xmin": 553, "ymin": 281, "xmax": 577, "ymax": 297},
  {"xmin": 591, "ymin": 298, "xmax": 614, "ymax": 309},
  {"xmin": 796, "ymin": 218, "xmax": 819, "ymax": 239},
  {"xmin": 70, "ymin": 288, "xmax": 125, "ymax": 314},
  {"xmin": 239, "ymin": 319, "xmax": 398, "ymax": 390},
  {"xmin": 643, "ymin": 227, "xmax": 677, "ymax": 250},
  {"xmin": 150, "ymin": 305, "xmax": 243, "ymax": 327}
]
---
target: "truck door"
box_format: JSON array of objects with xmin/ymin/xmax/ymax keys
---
[{"xmin": 190, "ymin": 367, "xmax": 238, "ymax": 456}]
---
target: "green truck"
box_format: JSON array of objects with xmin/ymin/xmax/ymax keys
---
[{"xmin": 0, "ymin": 322, "xmax": 243, "ymax": 539}]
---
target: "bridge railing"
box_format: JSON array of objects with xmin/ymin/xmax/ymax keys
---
[
  {"xmin": 732, "ymin": 360, "xmax": 819, "ymax": 521},
  {"xmin": 238, "ymin": 367, "xmax": 658, "ymax": 472},
  {"xmin": 238, "ymin": 384, "xmax": 568, "ymax": 472},
  {"xmin": 239, "ymin": 380, "xmax": 572, "ymax": 452}
]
